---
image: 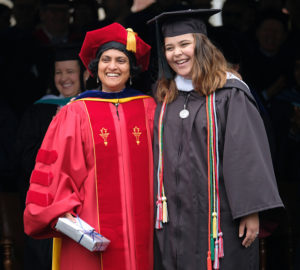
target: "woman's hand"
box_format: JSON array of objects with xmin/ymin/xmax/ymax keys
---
[
  {"xmin": 239, "ymin": 212, "xmax": 259, "ymax": 248},
  {"xmin": 64, "ymin": 212, "xmax": 77, "ymax": 223}
]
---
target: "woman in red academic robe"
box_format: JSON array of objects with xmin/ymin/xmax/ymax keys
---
[{"xmin": 23, "ymin": 23, "xmax": 156, "ymax": 270}]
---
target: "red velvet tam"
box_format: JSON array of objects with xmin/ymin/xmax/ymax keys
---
[{"xmin": 79, "ymin": 22, "xmax": 151, "ymax": 76}]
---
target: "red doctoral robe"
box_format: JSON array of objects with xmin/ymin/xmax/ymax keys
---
[{"xmin": 23, "ymin": 89, "xmax": 156, "ymax": 270}]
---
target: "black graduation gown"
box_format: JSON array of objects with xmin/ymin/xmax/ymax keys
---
[{"xmin": 153, "ymin": 78, "xmax": 284, "ymax": 270}]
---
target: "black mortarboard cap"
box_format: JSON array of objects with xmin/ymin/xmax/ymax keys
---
[
  {"xmin": 148, "ymin": 9, "xmax": 220, "ymax": 37},
  {"xmin": 54, "ymin": 43, "xmax": 81, "ymax": 62},
  {"xmin": 147, "ymin": 9, "xmax": 221, "ymax": 79}
]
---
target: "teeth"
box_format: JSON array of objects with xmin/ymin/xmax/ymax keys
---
[
  {"xmin": 63, "ymin": 83, "xmax": 72, "ymax": 87},
  {"xmin": 107, "ymin": 73, "xmax": 119, "ymax": 77},
  {"xmin": 176, "ymin": 60, "xmax": 187, "ymax": 64}
]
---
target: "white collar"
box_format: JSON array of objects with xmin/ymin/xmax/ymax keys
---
[
  {"xmin": 226, "ymin": 72, "xmax": 249, "ymax": 89},
  {"xmin": 175, "ymin": 72, "xmax": 249, "ymax": 92},
  {"xmin": 175, "ymin": 75, "xmax": 194, "ymax": 92}
]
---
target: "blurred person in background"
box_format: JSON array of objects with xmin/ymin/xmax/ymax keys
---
[
  {"xmin": 101, "ymin": 0, "xmax": 132, "ymax": 26},
  {"xmin": 34, "ymin": 0, "xmax": 71, "ymax": 45},
  {"xmin": 241, "ymin": 8, "xmax": 290, "ymax": 104},
  {"xmin": 0, "ymin": 0, "xmax": 43, "ymax": 118},
  {"xmin": 70, "ymin": 0, "xmax": 101, "ymax": 41},
  {"xmin": 12, "ymin": 0, "xmax": 40, "ymax": 31},
  {"xmin": 17, "ymin": 44, "xmax": 85, "ymax": 207},
  {"xmin": 16, "ymin": 44, "xmax": 85, "ymax": 270}
]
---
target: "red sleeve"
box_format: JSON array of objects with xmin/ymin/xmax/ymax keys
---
[
  {"xmin": 143, "ymin": 97, "xmax": 157, "ymax": 137},
  {"xmin": 24, "ymin": 103, "xmax": 89, "ymax": 238}
]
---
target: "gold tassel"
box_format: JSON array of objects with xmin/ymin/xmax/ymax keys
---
[
  {"xmin": 162, "ymin": 195, "xmax": 168, "ymax": 223},
  {"xmin": 212, "ymin": 212, "xmax": 217, "ymax": 239},
  {"xmin": 52, "ymin": 237, "xmax": 62, "ymax": 270},
  {"xmin": 126, "ymin": 28, "xmax": 136, "ymax": 53}
]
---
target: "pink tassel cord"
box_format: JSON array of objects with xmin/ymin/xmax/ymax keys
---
[
  {"xmin": 218, "ymin": 232, "xmax": 224, "ymax": 258},
  {"xmin": 155, "ymin": 99, "xmax": 168, "ymax": 229}
]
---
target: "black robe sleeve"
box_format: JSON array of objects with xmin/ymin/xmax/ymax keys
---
[{"xmin": 222, "ymin": 87, "xmax": 283, "ymax": 219}]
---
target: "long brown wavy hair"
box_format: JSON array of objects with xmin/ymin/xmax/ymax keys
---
[{"xmin": 156, "ymin": 33, "xmax": 238, "ymax": 103}]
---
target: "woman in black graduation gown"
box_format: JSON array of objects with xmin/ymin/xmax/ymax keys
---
[{"xmin": 148, "ymin": 9, "xmax": 284, "ymax": 270}]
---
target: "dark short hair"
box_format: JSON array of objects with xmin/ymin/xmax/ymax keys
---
[
  {"xmin": 88, "ymin": 42, "xmax": 141, "ymax": 79},
  {"xmin": 255, "ymin": 8, "xmax": 289, "ymax": 31}
]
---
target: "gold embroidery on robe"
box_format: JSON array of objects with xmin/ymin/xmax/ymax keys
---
[
  {"xmin": 99, "ymin": 128, "xmax": 109, "ymax": 146},
  {"xmin": 132, "ymin": 126, "xmax": 142, "ymax": 145}
]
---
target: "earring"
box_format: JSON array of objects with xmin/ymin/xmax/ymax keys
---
[
  {"xmin": 129, "ymin": 77, "xmax": 132, "ymax": 86},
  {"xmin": 97, "ymin": 77, "xmax": 99, "ymax": 84}
]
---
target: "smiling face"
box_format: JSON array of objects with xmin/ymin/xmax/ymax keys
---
[
  {"xmin": 164, "ymin": 33, "xmax": 195, "ymax": 79},
  {"xmin": 54, "ymin": 60, "xmax": 81, "ymax": 97},
  {"xmin": 98, "ymin": 49, "xmax": 130, "ymax": 92}
]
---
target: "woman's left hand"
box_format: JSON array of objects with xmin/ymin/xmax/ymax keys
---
[
  {"xmin": 64, "ymin": 212, "xmax": 77, "ymax": 223},
  {"xmin": 239, "ymin": 212, "xmax": 259, "ymax": 248}
]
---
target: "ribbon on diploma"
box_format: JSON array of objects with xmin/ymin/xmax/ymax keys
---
[{"xmin": 76, "ymin": 216, "xmax": 104, "ymax": 249}]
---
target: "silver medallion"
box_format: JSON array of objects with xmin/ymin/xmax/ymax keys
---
[{"xmin": 179, "ymin": 109, "xmax": 189, "ymax": 119}]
